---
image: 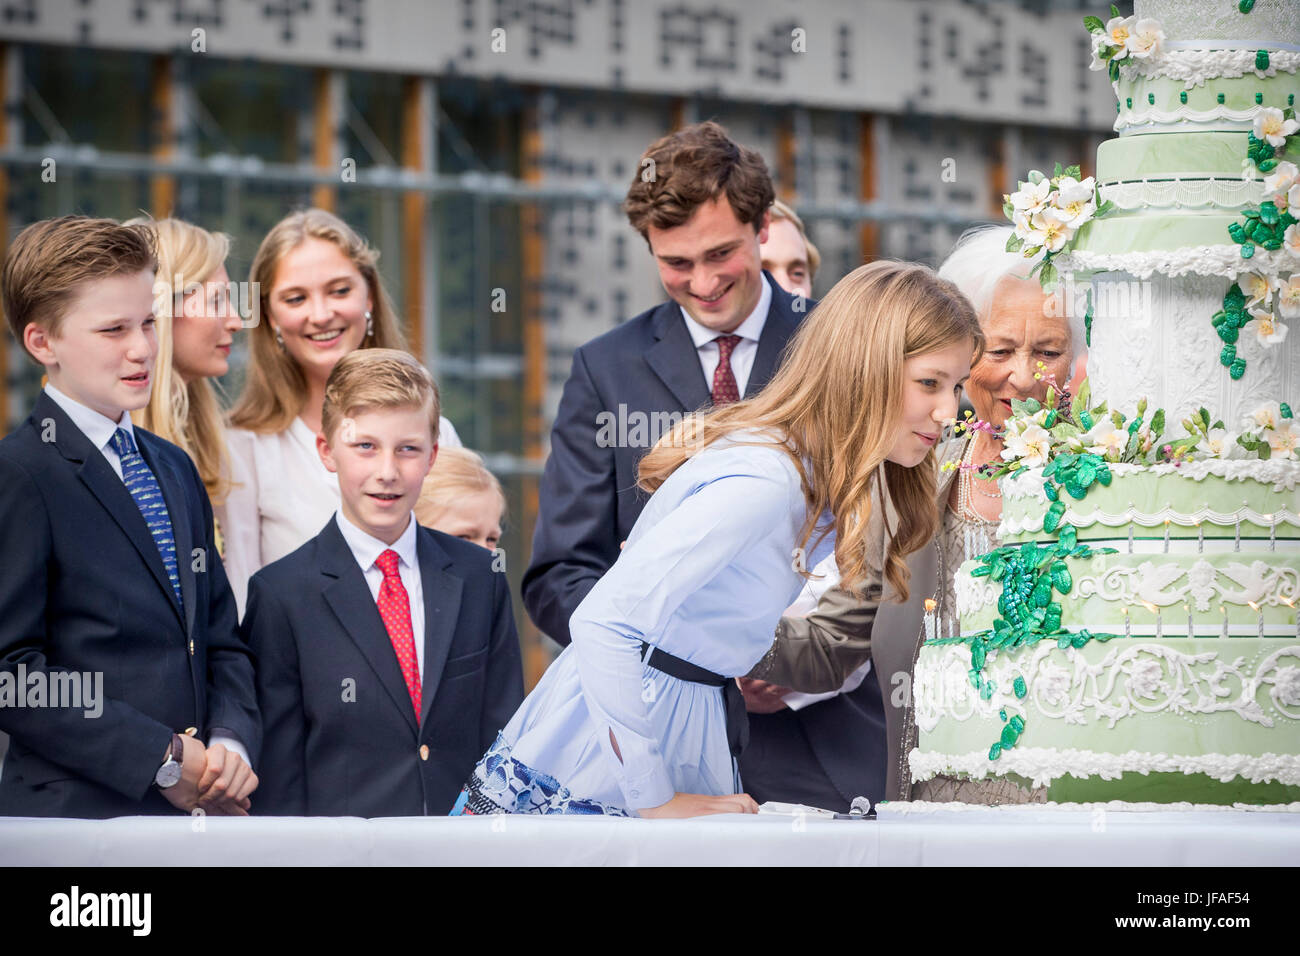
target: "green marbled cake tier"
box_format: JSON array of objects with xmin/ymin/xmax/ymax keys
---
[
  {"xmin": 923, "ymin": 460, "xmax": 1300, "ymax": 802},
  {"xmin": 1096, "ymin": 130, "xmax": 1250, "ymax": 181},
  {"xmin": 910, "ymin": 635, "xmax": 1300, "ymax": 802},
  {"xmin": 998, "ymin": 461, "xmax": 1300, "ymax": 546},
  {"xmin": 957, "ymin": 549, "xmax": 1300, "ymax": 637},
  {"xmin": 1114, "ymin": 71, "xmax": 1299, "ymax": 135},
  {"xmin": 1070, "ymin": 209, "xmax": 1247, "ymax": 256}
]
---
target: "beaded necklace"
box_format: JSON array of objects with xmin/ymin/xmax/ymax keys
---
[{"xmin": 957, "ymin": 437, "xmax": 1001, "ymax": 524}]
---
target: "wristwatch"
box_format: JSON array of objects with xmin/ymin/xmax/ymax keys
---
[{"xmin": 155, "ymin": 733, "xmax": 184, "ymax": 789}]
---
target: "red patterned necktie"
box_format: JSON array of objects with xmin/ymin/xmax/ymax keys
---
[
  {"xmin": 375, "ymin": 549, "xmax": 421, "ymax": 717},
  {"xmin": 711, "ymin": 334, "xmax": 743, "ymax": 406}
]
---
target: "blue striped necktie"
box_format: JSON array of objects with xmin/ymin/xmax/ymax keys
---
[{"xmin": 111, "ymin": 428, "xmax": 183, "ymax": 610}]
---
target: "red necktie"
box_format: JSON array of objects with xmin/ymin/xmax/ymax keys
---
[
  {"xmin": 375, "ymin": 549, "xmax": 421, "ymax": 717},
  {"xmin": 711, "ymin": 334, "xmax": 743, "ymax": 406}
]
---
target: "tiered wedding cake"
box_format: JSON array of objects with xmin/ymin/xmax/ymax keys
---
[{"xmin": 911, "ymin": 0, "xmax": 1300, "ymax": 804}]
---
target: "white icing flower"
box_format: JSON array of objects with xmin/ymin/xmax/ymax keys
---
[
  {"xmin": 1022, "ymin": 209, "xmax": 1075, "ymax": 254},
  {"xmin": 1199, "ymin": 426, "xmax": 1245, "ymax": 460},
  {"xmin": 1239, "ymin": 272, "xmax": 1276, "ymax": 308},
  {"xmin": 1279, "ymin": 275, "xmax": 1300, "ymax": 319},
  {"xmin": 1270, "ymin": 665, "xmax": 1300, "ymax": 707},
  {"xmin": 1009, "ymin": 178, "xmax": 1052, "ymax": 216},
  {"xmin": 1264, "ymin": 161, "xmax": 1300, "ymax": 207},
  {"xmin": 1079, "ymin": 418, "xmax": 1128, "ymax": 460},
  {"xmin": 1250, "ymin": 307, "xmax": 1288, "ymax": 347},
  {"xmin": 1104, "ymin": 16, "xmax": 1135, "ymax": 60},
  {"xmin": 1268, "ymin": 422, "xmax": 1300, "ymax": 459},
  {"xmin": 1244, "ymin": 400, "xmax": 1283, "ymax": 432},
  {"xmin": 1254, "ymin": 107, "xmax": 1300, "ymax": 149},
  {"xmin": 1289, "ymin": 183, "xmax": 1300, "ymax": 215},
  {"xmin": 1126, "ymin": 657, "xmax": 1165, "ymax": 700},
  {"xmin": 1088, "ymin": 32, "xmax": 1108, "ymax": 72},
  {"xmin": 1285, "ymin": 223, "xmax": 1300, "ymax": 257},
  {"xmin": 1052, "ymin": 177, "xmax": 1098, "ymax": 228},
  {"xmin": 1124, "ymin": 18, "xmax": 1164, "ymax": 60},
  {"xmin": 1002, "ymin": 422, "xmax": 1052, "ymax": 468}
]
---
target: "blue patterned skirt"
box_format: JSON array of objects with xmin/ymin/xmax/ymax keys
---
[{"xmin": 449, "ymin": 733, "xmax": 631, "ymax": 817}]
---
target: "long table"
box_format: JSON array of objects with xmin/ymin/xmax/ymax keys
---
[{"xmin": 3, "ymin": 803, "xmax": 1297, "ymax": 865}]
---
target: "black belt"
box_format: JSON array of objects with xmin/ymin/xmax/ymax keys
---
[{"xmin": 639, "ymin": 642, "xmax": 749, "ymax": 758}]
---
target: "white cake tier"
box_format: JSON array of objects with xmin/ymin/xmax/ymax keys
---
[
  {"xmin": 1086, "ymin": 271, "xmax": 1299, "ymax": 435},
  {"xmin": 1136, "ymin": 0, "xmax": 1300, "ymax": 50}
]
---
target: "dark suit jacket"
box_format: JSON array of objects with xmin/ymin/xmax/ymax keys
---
[
  {"xmin": 245, "ymin": 518, "xmax": 523, "ymax": 817},
  {"xmin": 523, "ymin": 271, "xmax": 805, "ymax": 646},
  {"xmin": 0, "ymin": 391, "xmax": 259, "ymax": 818}
]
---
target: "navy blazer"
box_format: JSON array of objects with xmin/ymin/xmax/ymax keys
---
[
  {"xmin": 245, "ymin": 517, "xmax": 523, "ymax": 817},
  {"xmin": 522, "ymin": 271, "xmax": 806, "ymax": 647},
  {"xmin": 0, "ymin": 391, "xmax": 259, "ymax": 818}
]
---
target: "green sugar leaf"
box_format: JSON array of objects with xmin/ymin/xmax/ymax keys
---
[{"xmin": 1084, "ymin": 16, "xmax": 1106, "ymax": 33}]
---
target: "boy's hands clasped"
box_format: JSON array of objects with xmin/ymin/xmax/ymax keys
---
[{"xmin": 160, "ymin": 734, "xmax": 259, "ymax": 816}]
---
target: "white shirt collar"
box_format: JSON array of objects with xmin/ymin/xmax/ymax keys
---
[
  {"xmin": 678, "ymin": 272, "xmax": 772, "ymax": 350},
  {"xmin": 334, "ymin": 509, "xmax": 419, "ymax": 575},
  {"xmin": 43, "ymin": 383, "xmax": 135, "ymax": 453}
]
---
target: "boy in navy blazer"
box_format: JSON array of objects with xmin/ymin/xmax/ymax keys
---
[
  {"xmin": 245, "ymin": 348, "xmax": 523, "ymax": 816},
  {"xmin": 0, "ymin": 216, "xmax": 260, "ymax": 818}
]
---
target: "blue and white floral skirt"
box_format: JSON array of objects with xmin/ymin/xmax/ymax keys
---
[{"xmin": 449, "ymin": 733, "xmax": 631, "ymax": 817}]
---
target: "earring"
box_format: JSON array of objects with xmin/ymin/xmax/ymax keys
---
[
  {"xmin": 273, "ymin": 327, "xmax": 285, "ymax": 350},
  {"xmin": 365, "ymin": 310, "xmax": 374, "ymax": 339}
]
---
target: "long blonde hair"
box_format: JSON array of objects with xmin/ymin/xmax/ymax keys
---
[
  {"xmin": 638, "ymin": 260, "xmax": 982, "ymax": 602},
  {"xmin": 125, "ymin": 216, "xmax": 234, "ymax": 505},
  {"xmin": 229, "ymin": 208, "xmax": 407, "ymax": 433}
]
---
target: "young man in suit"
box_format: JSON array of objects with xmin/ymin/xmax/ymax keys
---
[
  {"xmin": 0, "ymin": 216, "xmax": 259, "ymax": 818},
  {"xmin": 520, "ymin": 122, "xmax": 887, "ymax": 811},
  {"xmin": 245, "ymin": 349, "xmax": 523, "ymax": 816}
]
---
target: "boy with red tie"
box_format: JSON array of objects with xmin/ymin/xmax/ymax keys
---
[
  {"xmin": 245, "ymin": 348, "xmax": 522, "ymax": 815},
  {"xmin": 0, "ymin": 216, "xmax": 259, "ymax": 817}
]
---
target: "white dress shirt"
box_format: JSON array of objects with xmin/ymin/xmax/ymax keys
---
[
  {"xmin": 42, "ymin": 384, "xmax": 252, "ymax": 770},
  {"xmin": 333, "ymin": 510, "xmax": 427, "ymax": 678},
  {"xmin": 220, "ymin": 415, "xmax": 461, "ymax": 619},
  {"xmin": 44, "ymin": 383, "xmax": 136, "ymax": 479},
  {"xmin": 778, "ymin": 552, "xmax": 871, "ymax": 711},
  {"xmin": 678, "ymin": 275, "xmax": 772, "ymax": 399}
]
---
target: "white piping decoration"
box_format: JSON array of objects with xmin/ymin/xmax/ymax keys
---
[
  {"xmin": 1001, "ymin": 461, "xmax": 1300, "ymax": 500},
  {"xmin": 1098, "ymin": 178, "xmax": 1264, "ymax": 210},
  {"xmin": 907, "ymin": 746, "xmax": 1300, "ymax": 788},
  {"xmin": 954, "ymin": 571, "xmax": 1001, "ymax": 618},
  {"xmin": 1114, "ymin": 104, "xmax": 1276, "ymax": 133},
  {"xmin": 915, "ymin": 641, "xmax": 1300, "ymax": 734},
  {"xmin": 1057, "ymin": 245, "xmax": 1300, "ymax": 280},
  {"xmin": 1116, "ymin": 48, "xmax": 1300, "ymax": 88},
  {"xmin": 1073, "ymin": 559, "xmax": 1300, "ymax": 611},
  {"xmin": 1000, "ymin": 506, "xmax": 1300, "ymax": 537}
]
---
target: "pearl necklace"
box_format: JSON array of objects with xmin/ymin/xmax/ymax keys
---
[{"xmin": 958, "ymin": 438, "xmax": 1001, "ymax": 524}]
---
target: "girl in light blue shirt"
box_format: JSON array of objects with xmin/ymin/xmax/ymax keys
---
[{"xmin": 453, "ymin": 260, "xmax": 983, "ymax": 818}]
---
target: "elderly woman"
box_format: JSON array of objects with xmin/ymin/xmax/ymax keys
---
[{"xmin": 747, "ymin": 225, "xmax": 1084, "ymax": 805}]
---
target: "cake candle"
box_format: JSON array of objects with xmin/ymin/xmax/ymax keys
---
[
  {"xmin": 1270, "ymin": 514, "xmax": 1276, "ymax": 551},
  {"xmin": 1185, "ymin": 602, "xmax": 1193, "ymax": 638},
  {"xmin": 1123, "ymin": 605, "xmax": 1131, "ymax": 639},
  {"xmin": 1128, "ymin": 525, "xmax": 1134, "ymax": 553},
  {"xmin": 1197, "ymin": 523, "xmax": 1203, "ymax": 553},
  {"xmin": 1234, "ymin": 517, "xmax": 1241, "ymax": 552},
  {"xmin": 1250, "ymin": 601, "xmax": 1263, "ymax": 639},
  {"xmin": 923, "ymin": 598, "xmax": 937, "ymax": 643},
  {"xmin": 1163, "ymin": 519, "xmax": 1170, "ymax": 553},
  {"xmin": 1220, "ymin": 604, "xmax": 1229, "ymax": 638}
]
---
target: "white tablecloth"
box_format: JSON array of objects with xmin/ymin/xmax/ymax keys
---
[{"xmin": 2, "ymin": 805, "xmax": 1297, "ymax": 865}]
